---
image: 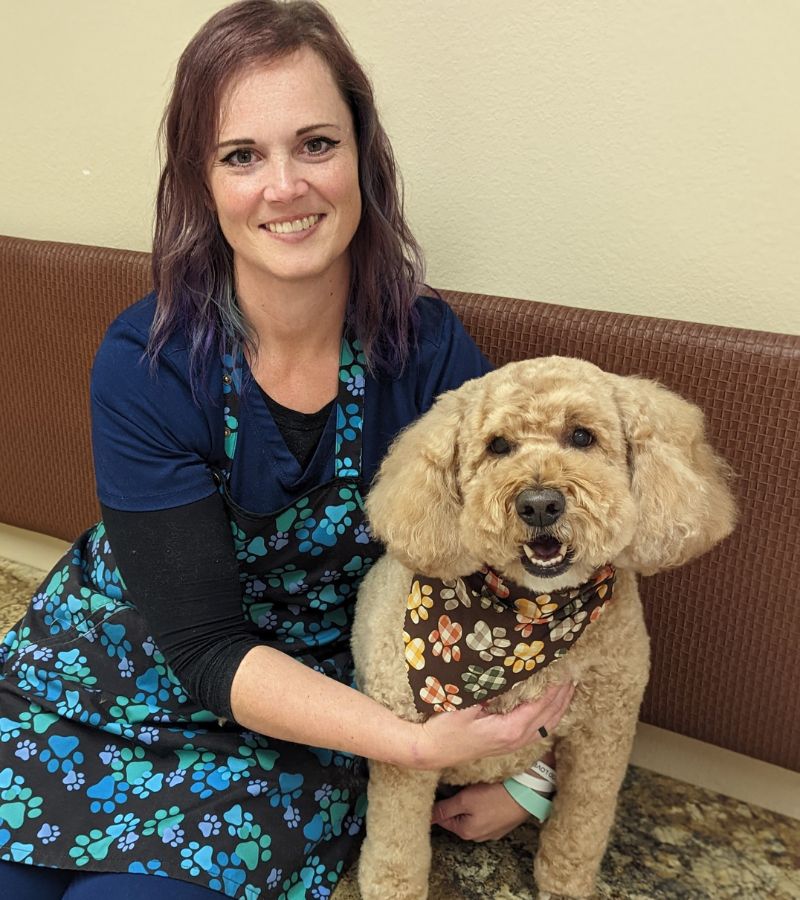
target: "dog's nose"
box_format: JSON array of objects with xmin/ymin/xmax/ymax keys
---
[{"xmin": 515, "ymin": 489, "xmax": 565, "ymax": 527}]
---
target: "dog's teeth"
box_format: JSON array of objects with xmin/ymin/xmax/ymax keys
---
[{"xmin": 523, "ymin": 543, "xmax": 567, "ymax": 567}]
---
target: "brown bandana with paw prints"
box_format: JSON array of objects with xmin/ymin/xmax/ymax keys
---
[{"xmin": 403, "ymin": 564, "xmax": 616, "ymax": 717}]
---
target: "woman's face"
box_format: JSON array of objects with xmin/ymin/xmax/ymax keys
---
[{"xmin": 208, "ymin": 47, "xmax": 361, "ymax": 300}]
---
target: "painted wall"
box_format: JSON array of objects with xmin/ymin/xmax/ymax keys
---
[{"xmin": 1, "ymin": 0, "xmax": 797, "ymax": 333}]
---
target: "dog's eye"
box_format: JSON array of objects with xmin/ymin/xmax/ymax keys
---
[
  {"xmin": 570, "ymin": 427, "xmax": 595, "ymax": 448},
  {"xmin": 488, "ymin": 436, "xmax": 513, "ymax": 455}
]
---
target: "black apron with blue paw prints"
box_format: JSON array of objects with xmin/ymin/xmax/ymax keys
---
[{"xmin": 0, "ymin": 335, "xmax": 381, "ymax": 898}]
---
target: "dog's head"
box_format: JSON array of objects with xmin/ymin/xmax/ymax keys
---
[{"xmin": 366, "ymin": 357, "xmax": 736, "ymax": 588}]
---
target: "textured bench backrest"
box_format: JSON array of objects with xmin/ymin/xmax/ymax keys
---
[
  {"xmin": 3, "ymin": 236, "xmax": 151, "ymax": 540},
  {"xmin": 3, "ymin": 235, "xmax": 799, "ymax": 772}
]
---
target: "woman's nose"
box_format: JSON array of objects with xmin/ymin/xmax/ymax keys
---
[{"xmin": 262, "ymin": 156, "xmax": 309, "ymax": 204}]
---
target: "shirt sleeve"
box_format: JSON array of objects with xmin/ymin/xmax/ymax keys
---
[
  {"xmin": 101, "ymin": 495, "xmax": 261, "ymax": 721},
  {"xmin": 415, "ymin": 295, "xmax": 494, "ymax": 414},
  {"xmin": 91, "ymin": 298, "xmax": 221, "ymax": 511}
]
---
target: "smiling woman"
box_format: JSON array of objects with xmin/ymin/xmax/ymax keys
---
[{"xmin": 0, "ymin": 2, "xmax": 569, "ymax": 898}]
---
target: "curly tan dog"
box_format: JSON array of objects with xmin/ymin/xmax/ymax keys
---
[{"xmin": 352, "ymin": 356, "xmax": 736, "ymax": 899}]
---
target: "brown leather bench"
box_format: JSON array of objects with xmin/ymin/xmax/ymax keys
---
[{"xmin": 2, "ymin": 234, "xmax": 798, "ymax": 772}]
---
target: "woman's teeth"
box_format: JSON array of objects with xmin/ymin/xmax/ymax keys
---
[{"xmin": 266, "ymin": 214, "xmax": 320, "ymax": 234}]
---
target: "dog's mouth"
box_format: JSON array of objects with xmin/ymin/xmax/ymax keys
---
[{"xmin": 521, "ymin": 535, "xmax": 573, "ymax": 578}]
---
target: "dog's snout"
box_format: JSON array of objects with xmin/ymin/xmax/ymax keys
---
[{"xmin": 515, "ymin": 489, "xmax": 565, "ymax": 527}]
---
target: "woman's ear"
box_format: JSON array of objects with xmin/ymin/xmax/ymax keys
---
[
  {"xmin": 366, "ymin": 381, "xmax": 481, "ymax": 578},
  {"xmin": 610, "ymin": 374, "xmax": 737, "ymax": 574}
]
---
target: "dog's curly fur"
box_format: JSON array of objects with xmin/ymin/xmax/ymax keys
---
[{"xmin": 352, "ymin": 357, "xmax": 736, "ymax": 899}]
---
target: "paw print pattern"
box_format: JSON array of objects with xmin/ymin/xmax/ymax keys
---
[
  {"xmin": 14, "ymin": 740, "xmax": 37, "ymax": 761},
  {"xmin": 419, "ymin": 676, "xmax": 462, "ymax": 713},
  {"xmin": 162, "ymin": 825, "xmax": 184, "ymax": 847},
  {"xmin": 407, "ymin": 581, "xmax": 434, "ymax": 624},
  {"xmin": 198, "ymin": 814, "xmax": 221, "ymax": 838},
  {"xmin": 344, "ymin": 371, "xmax": 365, "ymax": 397},
  {"xmin": 127, "ymin": 859, "xmax": 168, "ymax": 878},
  {"xmin": 465, "ymin": 621, "xmax": 510, "ymax": 661},
  {"xmin": 37, "ymin": 822, "xmax": 60, "ymax": 844},
  {"xmin": 353, "ymin": 522, "xmax": 371, "ymax": 545},
  {"xmin": 428, "ymin": 615, "xmax": 462, "ymax": 663},
  {"xmin": 62, "ymin": 770, "xmax": 86, "ymax": 792},
  {"xmin": 0, "ymin": 332, "xmax": 379, "ymax": 895},
  {"xmin": 39, "ymin": 735, "xmax": 84, "ymax": 775},
  {"xmin": 54, "ymin": 648, "xmax": 95, "ymax": 685},
  {"xmin": 269, "ymin": 531, "xmax": 290, "ymax": 551},
  {"xmin": 461, "ymin": 664, "xmax": 508, "ymax": 700},
  {"xmin": 405, "ymin": 567, "xmax": 616, "ymax": 714},
  {"xmin": 142, "ymin": 805, "xmax": 184, "ymax": 840},
  {"xmin": 70, "ymin": 813, "xmax": 140, "ymax": 867},
  {"xmin": 0, "ymin": 768, "xmax": 44, "ymax": 828}
]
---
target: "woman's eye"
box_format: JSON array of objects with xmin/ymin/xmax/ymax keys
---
[
  {"xmin": 304, "ymin": 137, "xmax": 339, "ymax": 156},
  {"xmin": 570, "ymin": 427, "xmax": 595, "ymax": 448},
  {"xmin": 488, "ymin": 436, "xmax": 513, "ymax": 455},
  {"xmin": 222, "ymin": 149, "xmax": 256, "ymax": 167}
]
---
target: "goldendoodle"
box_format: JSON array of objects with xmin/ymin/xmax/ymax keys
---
[{"xmin": 352, "ymin": 356, "xmax": 736, "ymax": 899}]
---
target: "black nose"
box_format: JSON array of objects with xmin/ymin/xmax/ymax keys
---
[{"xmin": 515, "ymin": 489, "xmax": 565, "ymax": 527}]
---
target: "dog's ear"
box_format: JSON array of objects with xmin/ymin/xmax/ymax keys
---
[
  {"xmin": 610, "ymin": 375, "xmax": 737, "ymax": 574},
  {"xmin": 366, "ymin": 381, "xmax": 481, "ymax": 577}
]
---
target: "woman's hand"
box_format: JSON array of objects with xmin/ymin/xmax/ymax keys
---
[
  {"xmin": 432, "ymin": 782, "xmax": 532, "ymax": 841},
  {"xmin": 405, "ymin": 681, "xmax": 573, "ymax": 771}
]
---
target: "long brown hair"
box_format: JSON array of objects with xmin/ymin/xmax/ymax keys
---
[{"xmin": 151, "ymin": 0, "xmax": 424, "ymax": 384}]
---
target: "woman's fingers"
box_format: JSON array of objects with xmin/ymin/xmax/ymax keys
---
[
  {"xmin": 486, "ymin": 681, "xmax": 575, "ymax": 749},
  {"xmin": 411, "ymin": 682, "xmax": 575, "ymax": 770},
  {"xmin": 507, "ymin": 681, "xmax": 573, "ymax": 728},
  {"xmin": 537, "ymin": 680, "xmax": 575, "ymax": 733}
]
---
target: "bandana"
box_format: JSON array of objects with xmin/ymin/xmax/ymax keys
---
[{"xmin": 403, "ymin": 564, "xmax": 615, "ymax": 716}]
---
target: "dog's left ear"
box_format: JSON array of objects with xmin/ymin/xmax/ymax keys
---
[
  {"xmin": 610, "ymin": 374, "xmax": 737, "ymax": 574},
  {"xmin": 365, "ymin": 380, "xmax": 482, "ymax": 578}
]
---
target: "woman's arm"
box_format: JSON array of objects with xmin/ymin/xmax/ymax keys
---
[{"xmin": 231, "ymin": 648, "xmax": 573, "ymax": 770}]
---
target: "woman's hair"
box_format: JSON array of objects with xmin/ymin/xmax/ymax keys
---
[{"xmin": 150, "ymin": 0, "xmax": 424, "ymax": 384}]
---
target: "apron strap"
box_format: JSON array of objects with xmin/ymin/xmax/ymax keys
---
[
  {"xmin": 221, "ymin": 348, "xmax": 244, "ymax": 472},
  {"xmin": 334, "ymin": 336, "xmax": 367, "ymax": 479}
]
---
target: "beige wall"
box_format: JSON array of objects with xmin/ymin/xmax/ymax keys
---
[{"xmin": 2, "ymin": 0, "xmax": 797, "ymax": 334}]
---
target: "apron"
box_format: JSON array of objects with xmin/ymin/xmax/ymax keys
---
[{"xmin": 0, "ymin": 335, "xmax": 381, "ymax": 899}]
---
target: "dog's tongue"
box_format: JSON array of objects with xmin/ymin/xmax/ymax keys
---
[{"xmin": 530, "ymin": 536, "xmax": 562, "ymax": 560}]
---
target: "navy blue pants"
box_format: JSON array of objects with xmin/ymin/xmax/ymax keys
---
[{"xmin": 0, "ymin": 861, "xmax": 222, "ymax": 898}]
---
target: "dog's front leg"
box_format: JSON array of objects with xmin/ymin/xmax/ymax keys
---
[
  {"xmin": 534, "ymin": 686, "xmax": 644, "ymax": 899},
  {"xmin": 358, "ymin": 761, "xmax": 439, "ymax": 900}
]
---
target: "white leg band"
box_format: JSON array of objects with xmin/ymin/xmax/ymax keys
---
[
  {"xmin": 509, "ymin": 770, "xmax": 556, "ymax": 795},
  {"xmin": 530, "ymin": 759, "xmax": 557, "ymax": 785}
]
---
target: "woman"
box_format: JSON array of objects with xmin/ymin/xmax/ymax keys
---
[{"xmin": 0, "ymin": 2, "xmax": 572, "ymax": 897}]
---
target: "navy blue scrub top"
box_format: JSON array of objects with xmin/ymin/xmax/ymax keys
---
[{"xmin": 91, "ymin": 294, "xmax": 492, "ymax": 514}]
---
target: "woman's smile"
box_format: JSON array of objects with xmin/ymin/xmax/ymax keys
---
[{"xmin": 261, "ymin": 213, "xmax": 323, "ymax": 238}]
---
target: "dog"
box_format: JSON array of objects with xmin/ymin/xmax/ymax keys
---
[{"xmin": 352, "ymin": 356, "xmax": 736, "ymax": 899}]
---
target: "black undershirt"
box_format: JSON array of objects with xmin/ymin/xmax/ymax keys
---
[
  {"xmin": 101, "ymin": 393, "xmax": 334, "ymax": 721},
  {"xmin": 258, "ymin": 387, "xmax": 335, "ymax": 470}
]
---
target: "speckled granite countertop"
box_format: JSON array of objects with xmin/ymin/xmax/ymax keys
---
[{"xmin": 333, "ymin": 766, "xmax": 800, "ymax": 899}]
